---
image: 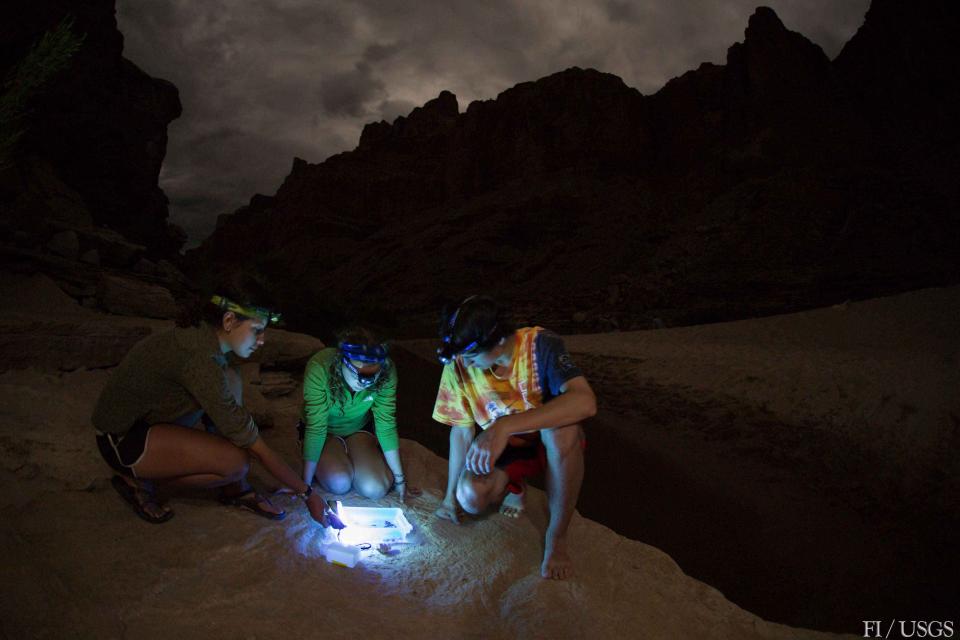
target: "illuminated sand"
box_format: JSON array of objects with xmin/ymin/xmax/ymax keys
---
[
  {"xmin": 0, "ymin": 360, "xmax": 848, "ymax": 637},
  {"xmin": 6, "ymin": 280, "xmax": 954, "ymax": 637}
]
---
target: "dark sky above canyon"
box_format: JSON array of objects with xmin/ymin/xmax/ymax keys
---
[{"xmin": 117, "ymin": 0, "xmax": 870, "ymax": 247}]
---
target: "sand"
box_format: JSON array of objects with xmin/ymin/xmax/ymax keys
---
[
  {"xmin": 4, "ymin": 276, "xmax": 956, "ymax": 638},
  {"xmin": 0, "ymin": 367, "xmax": 842, "ymax": 639}
]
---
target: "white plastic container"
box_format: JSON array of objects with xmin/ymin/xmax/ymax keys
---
[
  {"xmin": 323, "ymin": 541, "xmax": 362, "ymax": 568},
  {"xmin": 334, "ymin": 501, "xmax": 413, "ymax": 545}
]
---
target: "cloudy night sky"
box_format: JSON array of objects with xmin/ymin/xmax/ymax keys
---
[{"xmin": 117, "ymin": 0, "xmax": 870, "ymax": 247}]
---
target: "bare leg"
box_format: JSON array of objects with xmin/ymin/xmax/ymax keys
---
[
  {"xmin": 346, "ymin": 433, "xmax": 392, "ymax": 500},
  {"xmin": 540, "ymin": 423, "xmax": 584, "ymax": 580},
  {"xmin": 142, "ymin": 367, "xmax": 251, "ymax": 491},
  {"xmin": 109, "ymin": 424, "xmax": 251, "ymax": 519},
  {"xmin": 133, "ymin": 424, "xmax": 250, "ymax": 483},
  {"xmin": 110, "ymin": 366, "xmax": 286, "ymax": 520},
  {"xmin": 314, "ymin": 437, "xmax": 354, "ymax": 494},
  {"xmin": 456, "ymin": 466, "xmax": 510, "ymax": 514}
]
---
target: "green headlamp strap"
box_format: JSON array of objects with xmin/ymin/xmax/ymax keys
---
[{"xmin": 210, "ymin": 295, "xmax": 282, "ymax": 325}]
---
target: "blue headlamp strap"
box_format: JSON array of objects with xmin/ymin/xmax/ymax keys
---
[
  {"xmin": 339, "ymin": 342, "xmax": 387, "ymax": 364},
  {"xmin": 437, "ymin": 295, "xmax": 498, "ymax": 364},
  {"xmin": 442, "ymin": 295, "xmax": 477, "ymax": 344},
  {"xmin": 339, "ymin": 342, "xmax": 386, "ymax": 388}
]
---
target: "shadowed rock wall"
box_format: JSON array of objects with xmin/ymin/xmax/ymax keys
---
[{"xmin": 188, "ymin": 2, "xmax": 959, "ymax": 338}]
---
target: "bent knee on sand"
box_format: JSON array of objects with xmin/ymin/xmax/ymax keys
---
[
  {"xmin": 456, "ymin": 476, "xmax": 500, "ymax": 514},
  {"xmin": 319, "ymin": 470, "xmax": 354, "ymax": 495},
  {"xmin": 354, "ymin": 478, "xmax": 390, "ymax": 499},
  {"xmin": 222, "ymin": 455, "xmax": 250, "ymax": 482}
]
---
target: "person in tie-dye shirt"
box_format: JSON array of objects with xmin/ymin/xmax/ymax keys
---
[{"xmin": 432, "ymin": 295, "xmax": 596, "ymax": 580}]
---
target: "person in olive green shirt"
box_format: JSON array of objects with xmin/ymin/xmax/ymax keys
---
[
  {"xmin": 93, "ymin": 291, "xmax": 331, "ymax": 526},
  {"xmin": 300, "ymin": 328, "xmax": 417, "ymax": 501}
]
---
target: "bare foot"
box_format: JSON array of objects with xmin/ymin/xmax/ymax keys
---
[
  {"xmin": 434, "ymin": 501, "xmax": 461, "ymax": 524},
  {"xmin": 499, "ymin": 489, "xmax": 525, "ymax": 518},
  {"xmin": 541, "ymin": 536, "xmax": 574, "ymax": 580}
]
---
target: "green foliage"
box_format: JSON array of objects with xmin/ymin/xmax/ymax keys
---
[{"xmin": 0, "ymin": 16, "xmax": 86, "ymax": 169}]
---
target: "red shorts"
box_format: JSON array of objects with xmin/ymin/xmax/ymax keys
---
[{"xmin": 495, "ymin": 433, "xmax": 586, "ymax": 494}]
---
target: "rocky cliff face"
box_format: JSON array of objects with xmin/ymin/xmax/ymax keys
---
[
  {"xmin": 0, "ymin": 0, "xmax": 184, "ymax": 256},
  {"xmin": 0, "ymin": 0, "xmax": 187, "ymax": 315},
  {"xmin": 188, "ymin": 2, "xmax": 959, "ymax": 338}
]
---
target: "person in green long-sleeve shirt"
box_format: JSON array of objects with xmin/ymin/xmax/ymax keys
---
[{"xmin": 299, "ymin": 328, "xmax": 418, "ymax": 501}]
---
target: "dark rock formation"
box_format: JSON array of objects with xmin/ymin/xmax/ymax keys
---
[
  {"xmin": 0, "ymin": 0, "xmax": 188, "ymax": 313},
  {"xmin": 95, "ymin": 274, "xmax": 179, "ymax": 319},
  {"xmin": 0, "ymin": 0, "xmax": 183, "ymax": 256},
  {"xmin": 188, "ymin": 2, "xmax": 960, "ymax": 338},
  {"xmin": 835, "ymin": 0, "xmax": 960, "ymax": 146}
]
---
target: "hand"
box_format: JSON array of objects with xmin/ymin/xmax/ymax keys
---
[
  {"xmin": 465, "ymin": 422, "xmax": 508, "ymax": 475},
  {"xmin": 305, "ymin": 492, "xmax": 330, "ymax": 527},
  {"xmin": 399, "ymin": 482, "xmax": 423, "ymax": 503},
  {"xmin": 434, "ymin": 498, "xmax": 461, "ymax": 524},
  {"xmin": 393, "ymin": 475, "xmax": 423, "ymax": 503}
]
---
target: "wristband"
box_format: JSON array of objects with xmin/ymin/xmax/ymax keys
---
[{"xmin": 296, "ymin": 485, "xmax": 313, "ymax": 501}]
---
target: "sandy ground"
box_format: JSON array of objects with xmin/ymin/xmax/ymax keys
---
[
  {"xmin": 2, "ymin": 277, "xmax": 956, "ymax": 638},
  {"xmin": 0, "ymin": 367, "xmax": 842, "ymax": 639},
  {"xmin": 395, "ymin": 286, "xmax": 960, "ymax": 631},
  {"xmin": 564, "ymin": 286, "xmax": 960, "ymax": 492}
]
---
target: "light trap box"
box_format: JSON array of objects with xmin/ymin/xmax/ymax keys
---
[{"xmin": 321, "ymin": 502, "xmax": 413, "ymax": 567}]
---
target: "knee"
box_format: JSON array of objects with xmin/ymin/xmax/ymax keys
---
[
  {"xmin": 222, "ymin": 448, "xmax": 249, "ymax": 481},
  {"xmin": 542, "ymin": 423, "xmax": 583, "ymax": 457},
  {"xmin": 320, "ymin": 471, "xmax": 353, "ymax": 495},
  {"xmin": 456, "ymin": 476, "xmax": 490, "ymax": 514},
  {"xmin": 354, "ymin": 475, "xmax": 390, "ymax": 500}
]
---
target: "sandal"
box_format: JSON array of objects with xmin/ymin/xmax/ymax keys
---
[
  {"xmin": 110, "ymin": 475, "xmax": 174, "ymax": 524},
  {"xmin": 219, "ymin": 488, "xmax": 286, "ymax": 521}
]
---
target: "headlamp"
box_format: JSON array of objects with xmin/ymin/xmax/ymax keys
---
[
  {"xmin": 436, "ymin": 337, "xmax": 482, "ymax": 365},
  {"xmin": 436, "ymin": 297, "xmax": 498, "ymax": 365},
  {"xmin": 339, "ymin": 342, "xmax": 387, "ymax": 388},
  {"xmin": 211, "ymin": 295, "xmax": 281, "ymax": 324}
]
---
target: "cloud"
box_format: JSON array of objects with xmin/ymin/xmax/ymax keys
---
[
  {"xmin": 117, "ymin": 0, "xmax": 870, "ymax": 248},
  {"xmin": 319, "ymin": 61, "xmax": 386, "ymax": 117}
]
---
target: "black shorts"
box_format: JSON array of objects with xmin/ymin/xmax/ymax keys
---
[
  {"xmin": 296, "ymin": 419, "xmax": 375, "ymax": 448},
  {"xmin": 96, "ymin": 419, "xmax": 152, "ymax": 477}
]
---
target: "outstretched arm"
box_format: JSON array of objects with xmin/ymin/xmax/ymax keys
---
[
  {"xmin": 248, "ymin": 437, "xmax": 329, "ymax": 525},
  {"xmin": 466, "ymin": 376, "xmax": 596, "ymax": 475},
  {"xmin": 302, "ymin": 459, "xmax": 318, "ymax": 486}
]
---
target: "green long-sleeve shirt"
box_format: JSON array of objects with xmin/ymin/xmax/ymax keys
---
[{"xmin": 301, "ymin": 348, "xmax": 398, "ymax": 461}]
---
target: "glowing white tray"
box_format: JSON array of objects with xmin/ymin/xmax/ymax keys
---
[{"xmin": 334, "ymin": 501, "xmax": 413, "ymax": 545}]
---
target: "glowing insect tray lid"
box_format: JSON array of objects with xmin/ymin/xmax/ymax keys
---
[{"xmin": 334, "ymin": 501, "xmax": 413, "ymax": 544}]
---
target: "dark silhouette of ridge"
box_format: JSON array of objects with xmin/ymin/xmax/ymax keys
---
[{"xmin": 186, "ymin": 2, "xmax": 959, "ymax": 338}]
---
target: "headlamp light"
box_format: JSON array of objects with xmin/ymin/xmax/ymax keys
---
[
  {"xmin": 211, "ymin": 295, "xmax": 281, "ymax": 325},
  {"xmin": 436, "ymin": 337, "xmax": 481, "ymax": 365}
]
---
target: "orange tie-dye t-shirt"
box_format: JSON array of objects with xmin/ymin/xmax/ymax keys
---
[{"xmin": 432, "ymin": 327, "xmax": 552, "ymax": 430}]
